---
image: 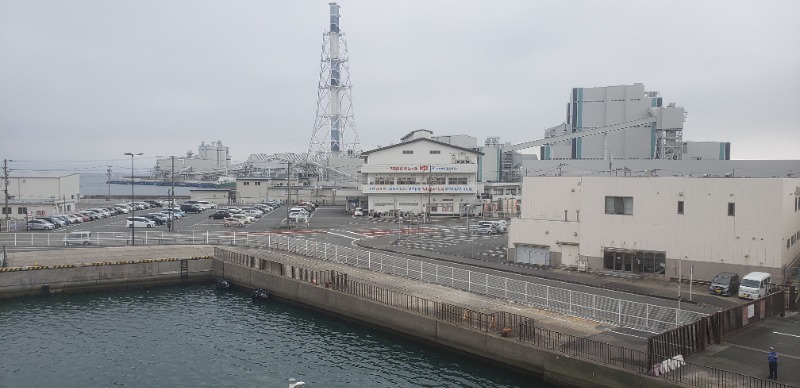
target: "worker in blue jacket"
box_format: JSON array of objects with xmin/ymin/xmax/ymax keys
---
[{"xmin": 768, "ymin": 346, "xmax": 778, "ymax": 380}]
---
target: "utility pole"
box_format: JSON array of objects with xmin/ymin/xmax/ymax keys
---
[
  {"xmin": 2, "ymin": 159, "xmax": 10, "ymax": 229},
  {"xmin": 286, "ymin": 161, "xmax": 291, "ymax": 229},
  {"xmin": 426, "ymin": 164, "xmax": 432, "ymax": 223},
  {"xmin": 106, "ymin": 165, "xmax": 112, "ymax": 201}
]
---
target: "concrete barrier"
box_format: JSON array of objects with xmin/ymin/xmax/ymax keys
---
[{"xmin": 0, "ymin": 258, "xmax": 213, "ymax": 298}]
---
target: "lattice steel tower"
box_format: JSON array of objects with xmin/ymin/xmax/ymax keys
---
[{"xmin": 307, "ymin": 2, "xmax": 361, "ymax": 160}]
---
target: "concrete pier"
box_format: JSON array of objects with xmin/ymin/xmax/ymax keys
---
[{"xmin": 0, "ymin": 246, "xmax": 214, "ymax": 298}]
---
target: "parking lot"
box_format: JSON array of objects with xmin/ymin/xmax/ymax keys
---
[{"xmin": 0, "ymin": 203, "xmax": 510, "ymax": 259}]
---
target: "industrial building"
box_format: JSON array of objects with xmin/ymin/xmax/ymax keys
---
[
  {"xmin": 359, "ymin": 130, "xmax": 482, "ymax": 217},
  {"xmin": 542, "ymin": 83, "xmax": 686, "ymax": 161},
  {"xmin": 1, "ymin": 174, "xmax": 80, "ymax": 223},
  {"xmin": 507, "ymin": 176, "xmax": 800, "ymax": 283}
]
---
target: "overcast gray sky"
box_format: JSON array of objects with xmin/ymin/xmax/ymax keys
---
[{"xmin": 1, "ymin": 0, "xmax": 798, "ymax": 173}]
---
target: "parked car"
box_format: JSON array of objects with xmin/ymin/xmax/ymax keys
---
[
  {"xmin": 80, "ymin": 210, "xmax": 100, "ymax": 221},
  {"xmin": 738, "ymin": 272, "xmax": 771, "ymax": 300},
  {"xmin": 179, "ymin": 204, "xmax": 203, "ymax": 213},
  {"xmin": 708, "ymin": 272, "xmax": 740, "ymax": 296},
  {"xmin": 126, "ymin": 217, "xmax": 155, "ymax": 228},
  {"xmin": 142, "ymin": 214, "xmax": 167, "ymax": 225},
  {"xmin": 478, "ymin": 221, "xmax": 506, "ymax": 234},
  {"xmin": 27, "ymin": 219, "xmax": 55, "ymax": 231},
  {"xmin": 289, "ymin": 207, "xmax": 309, "ymax": 215},
  {"xmin": 114, "ymin": 206, "xmax": 130, "ymax": 214},
  {"xmin": 474, "ymin": 226, "xmax": 497, "ymax": 235},
  {"xmin": 241, "ymin": 209, "xmax": 263, "ymax": 218},
  {"xmin": 353, "ymin": 208, "xmax": 364, "ymax": 216},
  {"xmin": 42, "ymin": 216, "xmax": 66, "ymax": 227},
  {"xmin": 231, "ymin": 214, "xmax": 254, "ymax": 224},
  {"xmin": 87, "ymin": 208, "xmax": 110, "ymax": 218},
  {"xmin": 223, "ymin": 217, "xmax": 245, "ymax": 227},
  {"xmin": 288, "ymin": 212, "xmax": 308, "ymax": 222},
  {"xmin": 64, "ymin": 231, "xmax": 93, "ymax": 246},
  {"xmin": 208, "ymin": 210, "xmax": 232, "ymax": 220},
  {"xmin": 63, "ymin": 214, "xmax": 82, "ymax": 224},
  {"xmin": 144, "ymin": 200, "xmax": 163, "ymax": 208},
  {"xmin": 72, "ymin": 213, "xmax": 91, "ymax": 222}
]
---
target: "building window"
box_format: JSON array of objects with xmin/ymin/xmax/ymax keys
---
[
  {"xmin": 604, "ymin": 250, "xmax": 665, "ymax": 274},
  {"xmin": 604, "ymin": 196, "xmax": 633, "ymax": 215},
  {"xmin": 430, "ymin": 150, "xmax": 440, "ymax": 154},
  {"xmin": 397, "ymin": 177, "xmax": 417, "ymax": 185},
  {"xmin": 727, "ymin": 202, "xmax": 735, "ymax": 216},
  {"xmin": 1, "ymin": 207, "xmax": 9, "ymax": 215},
  {"xmin": 677, "ymin": 201, "xmax": 684, "ymax": 214},
  {"xmin": 255, "ymin": 181, "xmax": 261, "ymax": 186},
  {"xmin": 243, "ymin": 181, "xmax": 250, "ymax": 186},
  {"xmin": 447, "ymin": 177, "xmax": 467, "ymax": 185},
  {"xmin": 402, "ymin": 150, "xmax": 413, "ymax": 154},
  {"xmin": 17, "ymin": 207, "xmax": 27, "ymax": 214}
]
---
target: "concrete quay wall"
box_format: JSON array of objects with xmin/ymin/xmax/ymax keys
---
[
  {"xmin": 0, "ymin": 258, "xmax": 213, "ymax": 298},
  {"xmin": 215, "ymin": 256, "xmax": 677, "ymax": 388}
]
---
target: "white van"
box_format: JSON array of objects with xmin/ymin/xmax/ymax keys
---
[
  {"xmin": 126, "ymin": 217, "xmax": 155, "ymax": 228},
  {"xmin": 64, "ymin": 231, "xmax": 93, "ymax": 246},
  {"xmin": 738, "ymin": 272, "xmax": 771, "ymax": 300}
]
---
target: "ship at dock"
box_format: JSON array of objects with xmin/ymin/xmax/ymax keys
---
[{"xmin": 108, "ymin": 141, "xmax": 238, "ymax": 188}]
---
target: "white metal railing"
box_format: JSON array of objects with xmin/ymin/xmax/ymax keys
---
[
  {"xmin": 234, "ymin": 234, "xmax": 705, "ymax": 332},
  {"xmin": 1, "ymin": 231, "xmax": 704, "ymax": 331},
  {"xmin": 0, "ymin": 231, "xmax": 233, "ymax": 247}
]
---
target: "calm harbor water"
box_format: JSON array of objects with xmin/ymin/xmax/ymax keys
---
[{"xmin": 0, "ymin": 284, "xmax": 550, "ymax": 387}]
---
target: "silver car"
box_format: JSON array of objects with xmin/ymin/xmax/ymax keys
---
[{"xmin": 27, "ymin": 219, "xmax": 55, "ymax": 231}]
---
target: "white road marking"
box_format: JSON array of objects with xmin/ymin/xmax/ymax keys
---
[
  {"xmin": 612, "ymin": 329, "xmax": 654, "ymax": 338},
  {"xmin": 773, "ymin": 331, "xmax": 800, "ymax": 338},
  {"xmin": 323, "ymin": 230, "xmax": 361, "ymax": 240}
]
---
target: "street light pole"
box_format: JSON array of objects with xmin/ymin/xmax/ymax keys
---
[
  {"xmin": 169, "ymin": 156, "xmax": 175, "ymax": 232},
  {"xmin": 124, "ymin": 152, "xmax": 143, "ymax": 245}
]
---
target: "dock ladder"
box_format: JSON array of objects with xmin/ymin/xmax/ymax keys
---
[{"xmin": 180, "ymin": 259, "xmax": 189, "ymax": 281}]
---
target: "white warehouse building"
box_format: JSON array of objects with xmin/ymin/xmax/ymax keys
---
[
  {"xmin": 508, "ymin": 176, "xmax": 800, "ymax": 283},
  {"xmin": 360, "ymin": 130, "xmax": 483, "ymax": 216}
]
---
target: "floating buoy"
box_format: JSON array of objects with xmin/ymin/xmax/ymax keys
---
[
  {"xmin": 216, "ymin": 279, "xmax": 231, "ymax": 290},
  {"xmin": 251, "ymin": 288, "xmax": 269, "ymax": 301}
]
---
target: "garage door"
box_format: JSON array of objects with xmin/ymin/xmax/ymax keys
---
[{"xmin": 515, "ymin": 246, "xmax": 550, "ymax": 266}]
